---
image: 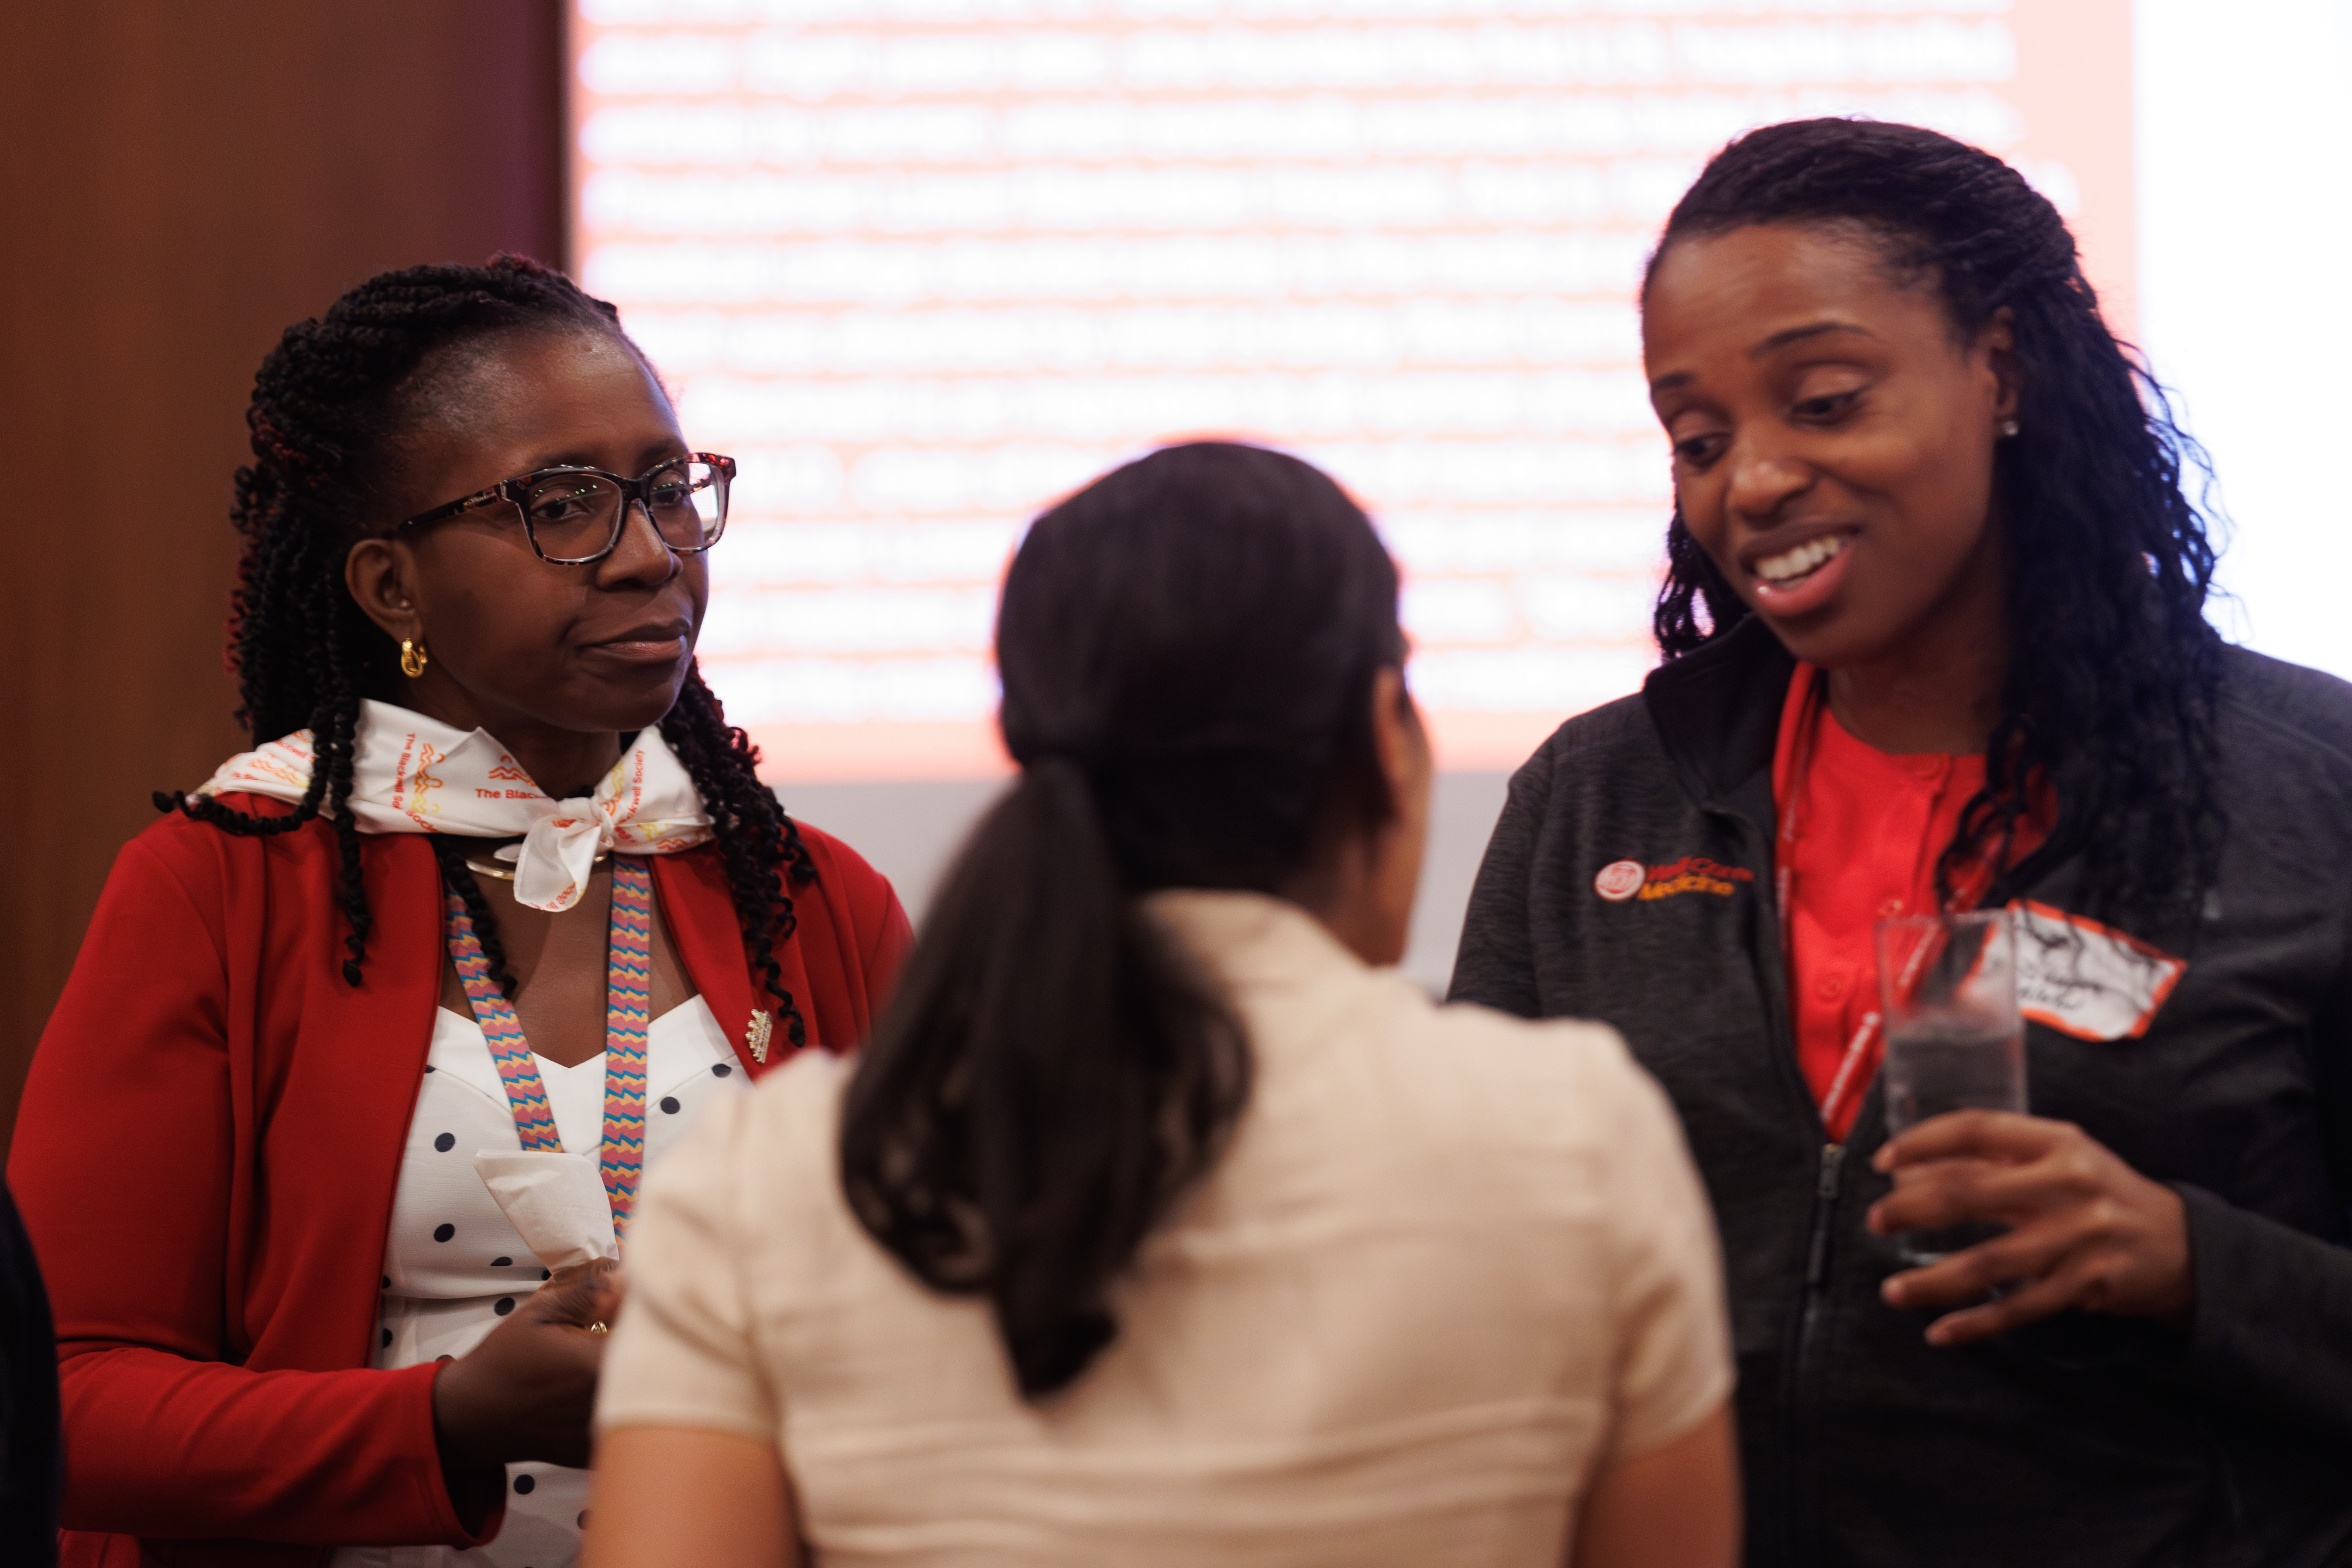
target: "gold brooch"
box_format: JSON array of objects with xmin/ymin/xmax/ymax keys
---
[{"xmin": 746, "ymin": 1009, "xmax": 773, "ymax": 1065}]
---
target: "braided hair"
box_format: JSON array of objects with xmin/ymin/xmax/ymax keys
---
[
  {"xmin": 156, "ymin": 255, "xmax": 814, "ymax": 1045},
  {"xmin": 1644, "ymin": 119, "xmax": 2224, "ymax": 938}
]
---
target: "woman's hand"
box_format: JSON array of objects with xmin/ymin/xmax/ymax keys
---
[
  {"xmin": 433, "ymin": 1259, "xmax": 626, "ymax": 1474},
  {"xmin": 1867, "ymin": 1111, "xmax": 2192, "ymax": 1346}
]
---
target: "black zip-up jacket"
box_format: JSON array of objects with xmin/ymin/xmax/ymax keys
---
[{"xmin": 1450, "ymin": 618, "xmax": 2352, "ymax": 1567}]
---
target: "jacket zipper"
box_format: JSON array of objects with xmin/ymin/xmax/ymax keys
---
[
  {"xmin": 1705, "ymin": 795, "xmax": 1837, "ymax": 1567},
  {"xmin": 1805, "ymin": 1142, "xmax": 1847, "ymax": 1290},
  {"xmin": 1791, "ymin": 1140, "xmax": 1847, "ymax": 1564}
]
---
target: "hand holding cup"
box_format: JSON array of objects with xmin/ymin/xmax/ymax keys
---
[{"xmin": 1869, "ymin": 1111, "xmax": 2192, "ymax": 1345}]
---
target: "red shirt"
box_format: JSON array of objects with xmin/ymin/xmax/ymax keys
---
[{"xmin": 1771, "ymin": 666, "xmax": 2045, "ymax": 1141}]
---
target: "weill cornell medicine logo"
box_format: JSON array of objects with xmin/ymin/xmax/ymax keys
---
[{"xmin": 1594, "ymin": 857, "xmax": 1755, "ymax": 903}]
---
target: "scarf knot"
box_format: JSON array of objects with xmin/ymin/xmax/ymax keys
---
[{"xmin": 199, "ymin": 700, "xmax": 713, "ymax": 911}]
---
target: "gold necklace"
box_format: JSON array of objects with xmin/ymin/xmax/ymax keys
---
[{"xmin": 462, "ymin": 849, "xmax": 612, "ymax": 883}]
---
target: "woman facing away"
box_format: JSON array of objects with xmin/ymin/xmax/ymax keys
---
[
  {"xmin": 586, "ymin": 441, "xmax": 1741, "ymax": 1568},
  {"xmin": 7, "ymin": 256, "xmax": 911, "ymax": 1567},
  {"xmin": 1452, "ymin": 118, "xmax": 2352, "ymax": 1565}
]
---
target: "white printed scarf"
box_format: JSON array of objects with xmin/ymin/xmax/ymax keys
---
[{"xmin": 200, "ymin": 699, "xmax": 713, "ymax": 912}]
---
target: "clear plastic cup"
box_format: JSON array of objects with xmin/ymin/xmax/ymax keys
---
[{"xmin": 1874, "ymin": 908, "xmax": 2029, "ymax": 1265}]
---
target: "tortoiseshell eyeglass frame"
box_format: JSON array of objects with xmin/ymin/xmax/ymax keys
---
[{"xmin": 399, "ymin": 452, "xmax": 736, "ymax": 565}]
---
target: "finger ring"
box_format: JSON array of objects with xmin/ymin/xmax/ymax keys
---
[{"xmin": 587, "ymin": 1321, "xmax": 609, "ymax": 1334}]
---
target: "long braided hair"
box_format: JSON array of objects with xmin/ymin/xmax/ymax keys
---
[
  {"xmin": 1644, "ymin": 119, "xmax": 2225, "ymax": 938},
  {"xmin": 156, "ymin": 255, "xmax": 814, "ymax": 1045}
]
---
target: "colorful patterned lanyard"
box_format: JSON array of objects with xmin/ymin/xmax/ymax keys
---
[{"xmin": 444, "ymin": 854, "xmax": 653, "ymax": 1238}]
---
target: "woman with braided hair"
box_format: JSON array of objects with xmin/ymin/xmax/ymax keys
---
[
  {"xmin": 1453, "ymin": 119, "xmax": 2352, "ymax": 1562},
  {"xmin": 7, "ymin": 255, "xmax": 910, "ymax": 1567}
]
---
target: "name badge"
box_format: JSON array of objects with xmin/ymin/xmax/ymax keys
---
[{"xmin": 2012, "ymin": 900, "xmax": 2186, "ymax": 1042}]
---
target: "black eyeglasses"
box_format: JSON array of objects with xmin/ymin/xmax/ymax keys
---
[{"xmin": 402, "ymin": 453, "xmax": 736, "ymax": 565}]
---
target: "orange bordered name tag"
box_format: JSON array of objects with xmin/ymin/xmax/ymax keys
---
[{"xmin": 2012, "ymin": 900, "xmax": 2186, "ymax": 1042}]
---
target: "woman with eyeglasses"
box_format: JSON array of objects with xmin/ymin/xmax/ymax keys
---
[
  {"xmin": 7, "ymin": 256, "xmax": 911, "ymax": 1568},
  {"xmin": 584, "ymin": 443, "xmax": 1738, "ymax": 1568}
]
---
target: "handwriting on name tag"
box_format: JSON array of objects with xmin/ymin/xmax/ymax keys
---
[{"xmin": 2012, "ymin": 900, "xmax": 2186, "ymax": 1042}]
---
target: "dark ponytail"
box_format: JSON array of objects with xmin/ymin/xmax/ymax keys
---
[
  {"xmin": 839, "ymin": 757, "xmax": 1244, "ymax": 1395},
  {"xmin": 839, "ymin": 441, "xmax": 1405, "ymax": 1400}
]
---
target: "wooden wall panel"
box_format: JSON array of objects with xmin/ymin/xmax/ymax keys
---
[{"xmin": 0, "ymin": 1, "xmax": 564, "ymax": 1148}]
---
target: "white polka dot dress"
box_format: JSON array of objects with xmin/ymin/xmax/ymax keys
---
[{"xmin": 325, "ymin": 997, "xmax": 748, "ymax": 1568}]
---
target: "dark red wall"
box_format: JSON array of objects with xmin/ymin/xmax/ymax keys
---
[{"xmin": 0, "ymin": 1, "xmax": 565, "ymax": 1147}]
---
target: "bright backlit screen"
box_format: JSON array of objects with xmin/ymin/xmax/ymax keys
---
[{"xmin": 571, "ymin": 0, "xmax": 2138, "ymax": 781}]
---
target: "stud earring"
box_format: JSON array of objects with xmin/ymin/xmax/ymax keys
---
[
  {"xmin": 2000, "ymin": 419, "xmax": 2021, "ymax": 438},
  {"xmin": 400, "ymin": 639, "xmax": 430, "ymax": 679}
]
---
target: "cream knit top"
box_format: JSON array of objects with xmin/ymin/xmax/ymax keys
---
[{"xmin": 598, "ymin": 891, "xmax": 1732, "ymax": 1566}]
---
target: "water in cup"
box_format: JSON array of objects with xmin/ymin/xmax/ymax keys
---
[
  {"xmin": 1884, "ymin": 1018, "xmax": 2028, "ymax": 1134},
  {"xmin": 1875, "ymin": 910, "xmax": 2029, "ymax": 1265}
]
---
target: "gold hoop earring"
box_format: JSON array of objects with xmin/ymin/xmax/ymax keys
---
[{"xmin": 400, "ymin": 639, "xmax": 429, "ymax": 679}]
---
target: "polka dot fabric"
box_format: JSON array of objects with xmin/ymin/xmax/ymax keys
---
[{"xmin": 325, "ymin": 997, "xmax": 746, "ymax": 1568}]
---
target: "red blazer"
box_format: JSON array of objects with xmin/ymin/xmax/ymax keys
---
[{"xmin": 7, "ymin": 801, "xmax": 911, "ymax": 1568}]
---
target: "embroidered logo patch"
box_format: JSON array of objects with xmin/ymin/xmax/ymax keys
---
[
  {"xmin": 1594, "ymin": 860, "xmax": 1646, "ymax": 901},
  {"xmin": 1596, "ymin": 856, "xmax": 1756, "ymax": 903},
  {"xmin": 2012, "ymin": 901, "xmax": 2185, "ymax": 1041}
]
